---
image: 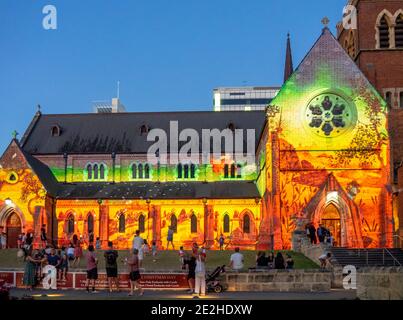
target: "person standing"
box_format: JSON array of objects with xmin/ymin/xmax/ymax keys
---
[
  {"xmin": 73, "ymin": 239, "xmax": 83, "ymax": 267},
  {"xmin": 309, "ymin": 223, "xmax": 317, "ymax": 244},
  {"xmin": 0, "ymin": 230, "xmax": 6, "ymax": 249},
  {"xmin": 22, "ymin": 249, "xmax": 41, "ymax": 290},
  {"xmin": 151, "ymin": 241, "xmax": 157, "ymax": 262},
  {"xmin": 229, "ymin": 247, "xmax": 244, "ymax": 271},
  {"xmin": 25, "ymin": 233, "xmax": 33, "ymax": 251},
  {"xmin": 40, "ymin": 225, "xmax": 47, "ymax": 248},
  {"xmin": 194, "ymin": 248, "xmax": 206, "ymax": 297},
  {"xmin": 183, "ymin": 252, "xmax": 196, "ymax": 294},
  {"xmin": 218, "ymin": 234, "xmax": 225, "ymax": 251},
  {"xmin": 167, "ymin": 226, "xmax": 175, "ymax": 250},
  {"xmin": 85, "ymin": 245, "xmax": 98, "ymax": 293},
  {"xmin": 317, "ymin": 224, "xmax": 325, "ymax": 243},
  {"xmin": 132, "ymin": 230, "xmax": 145, "ymax": 268},
  {"xmin": 104, "ymin": 241, "xmax": 120, "ymax": 293},
  {"xmin": 127, "ymin": 248, "xmax": 144, "ymax": 296},
  {"xmin": 95, "ymin": 237, "xmax": 101, "ymax": 250}
]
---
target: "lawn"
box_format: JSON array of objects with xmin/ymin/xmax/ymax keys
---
[{"xmin": 0, "ymin": 249, "xmax": 318, "ymax": 271}]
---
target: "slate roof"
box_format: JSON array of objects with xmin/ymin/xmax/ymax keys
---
[
  {"xmin": 21, "ymin": 151, "xmax": 60, "ymax": 196},
  {"xmin": 55, "ymin": 181, "xmax": 260, "ymax": 200},
  {"xmin": 21, "ymin": 111, "xmax": 266, "ymax": 154}
]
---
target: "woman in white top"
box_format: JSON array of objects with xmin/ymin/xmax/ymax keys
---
[
  {"xmin": 194, "ymin": 249, "xmax": 207, "ymax": 296},
  {"xmin": 132, "ymin": 230, "xmax": 145, "ymax": 267}
]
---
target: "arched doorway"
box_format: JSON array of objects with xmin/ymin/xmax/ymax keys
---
[
  {"xmin": 321, "ymin": 203, "xmax": 341, "ymax": 247},
  {"xmin": 6, "ymin": 212, "xmax": 21, "ymax": 248}
]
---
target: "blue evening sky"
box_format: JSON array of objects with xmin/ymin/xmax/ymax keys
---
[{"xmin": 0, "ymin": 0, "xmax": 347, "ymax": 153}]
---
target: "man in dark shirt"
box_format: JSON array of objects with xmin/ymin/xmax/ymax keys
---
[
  {"xmin": 47, "ymin": 248, "xmax": 60, "ymax": 267},
  {"xmin": 104, "ymin": 241, "xmax": 119, "ymax": 293},
  {"xmin": 40, "ymin": 225, "xmax": 47, "ymax": 248},
  {"xmin": 183, "ymin": 253, "xmax": 196, "ymax": 294}
]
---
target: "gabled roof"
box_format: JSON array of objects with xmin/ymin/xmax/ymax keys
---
[
  {"xmin": 21, "ymin": 111, "xmax": 265, "ymax": 154},
  {"xmin": 0, "ymin": 139, "xmax": 60, "ymax": 196}
]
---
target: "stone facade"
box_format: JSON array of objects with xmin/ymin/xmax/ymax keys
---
[
  {"xmin": 357, "ymin": 267, "xmax": 403, "ymax": 300},
  {"xmin": 223, "ymin": 270, "xmax": 331, "ymax": 292}
]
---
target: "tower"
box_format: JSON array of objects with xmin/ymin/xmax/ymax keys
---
[{"xmin": 283, "ymin": 33, "xmax": 294, "ymax": 83}]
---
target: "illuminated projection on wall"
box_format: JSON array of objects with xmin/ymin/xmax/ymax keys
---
[
  {"xmin": 260, "ymin": 28, "xmax": 392, "ymax": 249},
  {"xmin": 0, "ymin": 28, "xmax": 394, "ymax": 250}
]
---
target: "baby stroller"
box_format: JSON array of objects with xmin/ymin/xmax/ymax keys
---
[
  {"xmin": 0, "ymin": 279, "xmax": 10, "ymax": 301},
  {"xmin": 206, "ymin": 265, "xmax": 227, "ymax": 293}
]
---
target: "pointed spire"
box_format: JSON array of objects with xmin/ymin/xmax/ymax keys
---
[{"xmin": 283, "ymin": 33, "xmax": 294, "ymax": 83}]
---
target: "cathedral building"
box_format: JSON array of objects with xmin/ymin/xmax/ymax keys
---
[
  {"xmin": 338, "ymin": 0, "xmax": 403, "ymax": 246},
  {"xmin": 0, "ymin": 23, "xmax": 395, "ymax": 250}
]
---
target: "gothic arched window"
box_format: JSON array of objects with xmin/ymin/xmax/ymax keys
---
[
  {"xmin": 190, "ymin": 164, "xmax": 196, "ymax": 179},
  {"xmin": 132, "ymin": 164, "xmax": 137, "ymax": 179},
  {"xmin": 93, "ymin": 164, "xmax": 99, "ymax": 180},
  {"xmin": 87, "ymin": 214, "xmax": 94, "ymax": 234},
  {"xmin": 236, "ymin": 164, "xmax": 242, "ymax": 178},
  {"xmin": 99, "ymin": 164, "xmax": 105, "ymax": 180},
  {"xmin": 138, "ymin": 164, "xmax": 143, "ymax": 179},
  {"xmin": 87, "ymin": 164, "xmax": 92, "ymax": 180},
  {"xmin": 230, "ymin": 164, "xmax": 236, "ymax": 178},
  {"xmin": 224, "ymin": 164, "xmax": 229, "ymax": 178},
  {"xmin": 378, "ymin": 15, "xmax": 390, "ymax": 48},
  {"xmin": 118, "ymin": 214, "xmax": 126, "ymax": 233},
  {"xmin": 395, "ymin": 14, "xmax": 403, "ymax": 48},
  {"xmin": 139, "ymin": 214, "xmax": 145, "ymax": 233},
  {"xmin": 223, "ymin": 214, "xmax": 230, "ymax": 233},
  {"xmin": 171, "ymin": 214, "xmax": 177, "ymax": 233},
  {"xmin": 190, "ymin": 214, "xmax": 197, "ymax": 233},
  {"xmin": 144, "ymin": 164, "xmax": 150, "ymax": 179},
  {"xmin": 67, "ymin": 215, "xmax": 74, "ymax": 234},
  {"xmin": 386, "ymin": 91, "xmax": 392, "ymax": 108},
  {"xmin": 243, "ymin": 214, "xmax": 250, "ymax": 234}
]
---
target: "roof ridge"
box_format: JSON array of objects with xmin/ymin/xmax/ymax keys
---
[{"xmin": 38, "ymin": 110, "xmax": 265, "ymax": 117}]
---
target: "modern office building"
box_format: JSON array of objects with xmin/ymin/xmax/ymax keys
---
[
  {"xmin": 213, "ymin": 86, "xmax": 280, "ymax": 111},
  {"xmin": 213, "ymin": 34, "xmax": 293, "ymax": 112}
]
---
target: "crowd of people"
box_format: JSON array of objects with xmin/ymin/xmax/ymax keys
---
[
  {"xmin": 14, "ymin": 222, "xmax": 333, "ymax": 296},
  {"xmin": 305, "ymin": 223, "xmax": 334, "ymax": 246}
]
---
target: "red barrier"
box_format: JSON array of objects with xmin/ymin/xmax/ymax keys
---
[{"xmin": 2, "ymin": 271, "xmax": 188, "ymax": 290}]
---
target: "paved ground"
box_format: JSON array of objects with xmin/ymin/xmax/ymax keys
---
[
  {"xmin": 9, "ymin": 288, "xmax": 357, "ymax": 300},
  {"xmin": 0, "ymin": 249, "xmax": 319, "ymax": 270}
]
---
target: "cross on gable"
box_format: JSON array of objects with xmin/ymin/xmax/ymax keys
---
[{"xmin": 322, "ymin": 17, "xmax": 330, "ymax": 27}]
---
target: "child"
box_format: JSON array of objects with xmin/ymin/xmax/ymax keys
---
[
  {"xmin": 17, "ymin": 233, "xmax": 23, "ymax": 249},
  {"xmin": 58, "ymin": 250, "xmax": 68, "ymax": 281},
  {"xmin": 95, "ymin": 237, "xmax": 101, "ymax": 250},
  {"xmin": 151, "ymin": 241, "xmax": 157, "ymax": 262},
  {"xmin": 143, "ymin": 239, "xmax": 150, "ymax": 255},
  {"xmin": 219, "ymin": 234, "xmax": 225, "ymax": 251},
  {"xmin": 179, "ymin": 246, "xmax": 185, "ymax": 269},
  {"xmin": 66, "ymin": 243, "xmax": 75, "ymax": 266}
]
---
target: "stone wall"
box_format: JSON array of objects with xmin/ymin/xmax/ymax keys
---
[
  {"xmin": 223, "ymin": 270, "xmax": 331, "ymax": 292},
  {"xmin": 357, "ymin": 267, "xmax": 403, "ymax": 300}
]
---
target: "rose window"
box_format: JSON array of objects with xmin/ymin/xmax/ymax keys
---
[{"xmin": 305, "ymin": 93, "xmax": 355, "ymax": 137}]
